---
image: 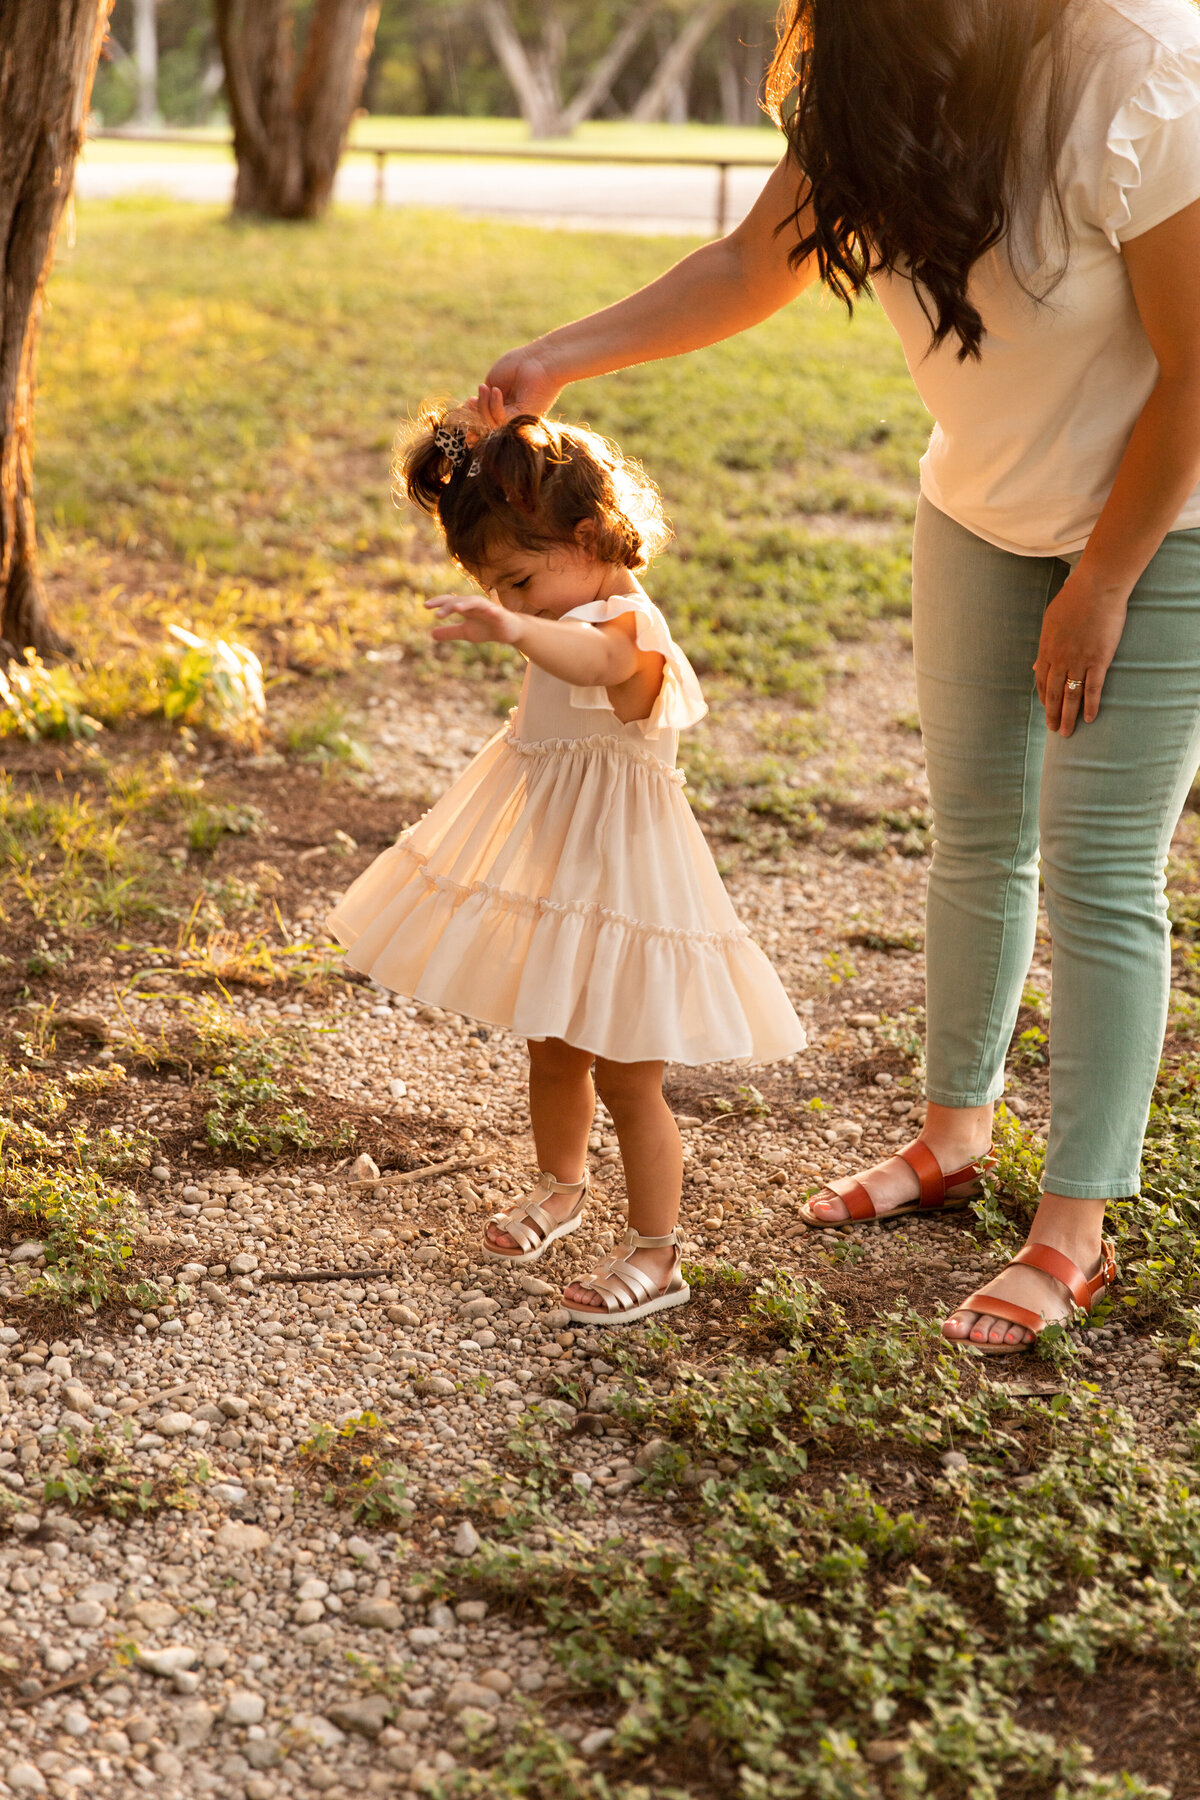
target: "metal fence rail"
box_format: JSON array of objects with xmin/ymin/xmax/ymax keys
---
[{"xmin": 93, "ymin": 129, "xmax": 780, "ymax": 236}]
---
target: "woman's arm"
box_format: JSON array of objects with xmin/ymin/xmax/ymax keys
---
[
  {"xmin": 425, "ymin": 594, "xmax": 657, "ymax": 692},
  {"xmin": 485, "ymin": 155, "xmax": 820, "ymax": 414},
  {"xmin": 1037, "ymin": 196, "xmax": 1200, "ymax": 735}
]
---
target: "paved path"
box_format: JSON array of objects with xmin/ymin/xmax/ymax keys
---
[{"xmin": 74, "ymin": 147, "xmax": 775, "ymax": 237}]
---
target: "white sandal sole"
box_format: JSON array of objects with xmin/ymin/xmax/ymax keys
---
[
  {"xmin": 564, "ymin": 1282, "xmax": 691, "ymax": 1327},
  {"xmin": 479, "ymin": 1209, "xmax": 583, "ymax": 1266}
]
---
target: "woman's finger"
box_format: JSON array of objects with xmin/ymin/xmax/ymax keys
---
[
  {"xmin": 1057, "ymin": 676, "xmax": 1084, "ymax": 738},
  {"xmin": 1082, "ymin": 664, "xmax": 1107, "ymax": 724},
  {"xmin": 1043, "ymin": 668, "xmax": 1066, "ymax": 732}
]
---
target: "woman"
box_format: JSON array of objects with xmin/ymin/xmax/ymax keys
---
[{"xmin": 481, "ymin": 0, "xmax": 1200, "ymax": 1353}]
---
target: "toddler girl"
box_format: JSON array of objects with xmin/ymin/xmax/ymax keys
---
[{"xmin": 327, "ymin": 389, "xmax": 805, "ymax": 1324}]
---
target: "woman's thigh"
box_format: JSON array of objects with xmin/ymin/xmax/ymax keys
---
[
  {"xmin": 1040, "ymin": 527, "xmax": 1200, "ymax": 874},
  {"xmin": 911, "ymin": 498, "xmax": 1064, "ymax": 800}
]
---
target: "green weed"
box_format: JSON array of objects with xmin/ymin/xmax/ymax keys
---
[{"xmin": 298, "ymin": 1412, "xmax": 416, "ymax": 1525}]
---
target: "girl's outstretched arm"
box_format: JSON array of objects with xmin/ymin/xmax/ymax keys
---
[
  {"xmin": 426, "ymin": 594, "xmax": 658, "ymax": 694},
  {"xmin": 484, "ymin": 154, "xmax": 819, "ymax": 416}
]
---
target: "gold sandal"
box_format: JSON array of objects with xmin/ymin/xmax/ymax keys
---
[
  {"xmin": 563, "ymin": 1227, "xmax": 690, "ymax": 1326},
  {"xmin": 480, "ymin": 1170, "xmax": 589, "ymax": 1266},
  {"xmin": 798, "ymin": 1138, "xmax": 994, "ymax": 1230}
]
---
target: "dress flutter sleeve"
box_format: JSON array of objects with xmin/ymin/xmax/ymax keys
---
[
  {"xmin": 1100, "ymin": 46, "xmax": 1200, "ymax": 246},
  {"xmin": 562, "ymin": 592, "xmax": 707, "ymax": 739}
]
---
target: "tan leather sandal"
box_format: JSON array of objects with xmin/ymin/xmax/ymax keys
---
[
  {"xmin": 480, "ymin": 1170, "xmax": 589, "ymax": 1266},
  {"xmin": 797, "ymin": 1138, "xmax": 994, "ymax": 1230},
  {"xmin": 563, "ymin": 1227, "xmax": 691, "ymax": 1326},
  {"xmin": 947, "ymin": 1238, "xmax": 1117, "ymax": 1358}
]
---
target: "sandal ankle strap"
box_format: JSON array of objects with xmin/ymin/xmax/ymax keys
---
[
  {"xmin": 537, "ymin": 1170, "xmax": 589, "ymax": 1195},
  {"xmin": 626, "ymin": 1226, "xmax": 678, "ymax": 1249}
]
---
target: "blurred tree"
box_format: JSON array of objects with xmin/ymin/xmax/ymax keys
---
[
  {"xmin": 0, "ymin": 0, "xmax": 112, "ymax": 659},
  {"xmin": 478, "ymin": 0, "xmax": 657, "ymax": 138},
  {"xmin": 213, "ymin": 0, "xmax": 379, "ymax": 216},
  {"xmin": 631, "ymin": 0, "xmax": 734, "ymax": 122},
  {"xmin": 95, "ymin": 0, "xmax": 224, "ymax": 127},
  {"xmin": 132, "ymin": 0, "xmax": 160, "ymax": 122}
]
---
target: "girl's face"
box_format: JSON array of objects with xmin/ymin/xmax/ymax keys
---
[{"xmin": 469, "ymin": 539, "xmax": 613, "ymax": 619}]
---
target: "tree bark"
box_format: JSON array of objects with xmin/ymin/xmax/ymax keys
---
[
  {"xmin": 213, "ymin": 0, "xmax": 380, "ymax": 220},
  {"xmin": 631, "ymin": 0, "xmax": 733, "ymax": 123},
  {"xmin": 0, "ymin": 0, "xmax": 113, "ymax": 661}
]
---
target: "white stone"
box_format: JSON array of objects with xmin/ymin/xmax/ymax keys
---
[
  {"xmin": 215, "ymin": 1522, "xmax": 270, "ymax": 1552},
  {"xmin": 156, "ymin": 1411, "xmax": 193, "ymax": 1436},
  {"xmin": 229, "ymin": 1252, "xmax": 258, "ymax": 1275},
  {"xmin": 46, "ymin": 1355, "xmax": 72, "ymax": 1378},
  {"xmin": 451, "ymin": 1519, "xmax": 481, "ymax": 1558},
  {"xmin": 288, "ymin": 1713, "xmax": 346, "ymax": 1750},
  {"xmin": 134, "ymin": 1645, "xmax": 197, "ymax": 1677},
  {"xmin": 225, "ymin": 1690, "xmax": 266, "ymax": 1725},
  {"xmin": 581, "ymin": 1728, "xmax": 616, "ymax": 1756},
  {"xmin": 5, "ymin": 1764, "xmax": 48, "ymax": 1794},
  {"xmin": 66, "ymin": 1600, "xmax": 107, "ymax": 1627}
]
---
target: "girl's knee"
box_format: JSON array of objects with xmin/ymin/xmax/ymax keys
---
[
  {"xmin": 594, "ymin": 1058, "xmax": 661, "ymax": 1118},
  {"xmin": 527, "ymin": 1037, "xmax": 594, "ymax": 1081}
]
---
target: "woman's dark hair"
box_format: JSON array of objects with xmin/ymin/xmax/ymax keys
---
[
  {"xmin": 399, "ymin": 404, "xmax": 672, "ymax": 572},
  {"xmin": 765, "ymin": 0, "xmax": 1072, "ymax": 360}
]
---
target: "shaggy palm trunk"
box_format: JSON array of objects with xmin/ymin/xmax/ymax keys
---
[
  {"xmin": 0, "ymin": 0, "xmax": 112, "ymax": 661},
  {"xmin": 214, "ymin": 0, "xmax": 380, "ymax": 220}
]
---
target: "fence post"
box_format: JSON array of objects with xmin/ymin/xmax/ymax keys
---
[
  {"xmin": 374, "ymin": 149, "xmax": 386, "ymax": 208},
  {"xmin": 715, "ymin": 162, "xmax": 729, "ymax": 237}
]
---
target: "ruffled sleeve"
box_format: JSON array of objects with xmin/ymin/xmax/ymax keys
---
[
  {"xmin": 562, "ymin": 592, "xmax": 707, "ymax": 739},
  {"xmin": 1100, "ymin": 46, "xmax": 1200, "ymax": 247}
]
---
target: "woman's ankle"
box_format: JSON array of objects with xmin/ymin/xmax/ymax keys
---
[{"xmin": 921, "ymin": 1100, "xmax": 994, "ymax": 1160}]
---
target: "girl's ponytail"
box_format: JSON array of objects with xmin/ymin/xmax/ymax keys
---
[{"xmin": 395, "ymin": 401, "xmax": 671, "ymax": 573}]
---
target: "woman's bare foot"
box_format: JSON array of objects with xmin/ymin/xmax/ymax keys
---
[
  {"xmin": 484, "ymin": 1174, "xmax": 585, "ymax": 1255},
  {"xmin": 564, "ymin": 1242, "xmax": 676, "ymax": 1312},
  {"xmin": 941, "ymin": 1195, "xmax": 1109, "ymax": 1348}
]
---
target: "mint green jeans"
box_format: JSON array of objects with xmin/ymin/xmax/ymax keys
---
[{"xmin": 913, "ymin": 498, "xmax": 1200, "ymax": 1198}]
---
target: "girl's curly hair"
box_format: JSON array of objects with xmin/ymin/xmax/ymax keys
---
[{"xmin": 398, "ymin": 402, "xmax": 672, "ymax": 572}]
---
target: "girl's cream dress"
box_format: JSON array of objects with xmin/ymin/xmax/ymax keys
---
[{"xmin": 327, "ymin": 590, "xmax": 806, "ymax": 1066}]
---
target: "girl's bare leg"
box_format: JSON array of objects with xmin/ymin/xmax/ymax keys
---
[
  {"xmin": 484, "ymin": 1038, "xmax": 594, "ymax": 1252},
  {"xmin": 564, "ymin": 1058, "xmax": 681, "ymax": 1308}
]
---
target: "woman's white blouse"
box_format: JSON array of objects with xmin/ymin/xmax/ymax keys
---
[{"xmin": 873, "ymin": 0, "xmax": 1200, "ymax": 558}]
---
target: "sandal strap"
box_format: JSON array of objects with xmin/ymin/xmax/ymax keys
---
[
  {"xmin": 897, "ymin": 1140, "xmax": 992, "ymax": 1209},
  {"xmin": 839, "ymin": 1181, "xmax": 878, "ymax": 1221},
  {"xmin": 1012, "ymin": 1238, "xmax": 1117, "ymax": 1312},
  {"xmin": 898, "ymin": 1138, "xmax": 946, "ymax": 1206},
  {"xmin": 960, "ymin": 1289, "xmax": 1046, "ymax": 1335},
  {"xmin": 574, "ymin": 1231, "xmax": 682, "ymax": 1314},
  {"xmin": 488, "ymin": 1172, "xmax": 588, "ymax": 1250}
]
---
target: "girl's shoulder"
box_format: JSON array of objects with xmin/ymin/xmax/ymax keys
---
[{"xmin": 561, "ymin": 585, "xmax": 707, "ymax": 738}]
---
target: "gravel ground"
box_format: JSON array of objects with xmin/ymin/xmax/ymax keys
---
[{"xmin": 1, "ymin": 626, "xmax": 1195, "ymax": 1800}]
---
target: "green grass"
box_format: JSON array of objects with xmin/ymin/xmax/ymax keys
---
[
  {"xmin": 39, "ymin": 200, "xmax": 922, "ymax": 701},
  {"xmin": 431, "ymin": 1276, "xmax": 1196, "ymax": 1799},
  {"xmin": 86, "ymin": 115, "xmax": 782, "ymax": 161}
]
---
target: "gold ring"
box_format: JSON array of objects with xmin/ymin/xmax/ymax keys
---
[{"xmin": 1065, "ymin": 679, "xmax": 1082, "ymax": 691}]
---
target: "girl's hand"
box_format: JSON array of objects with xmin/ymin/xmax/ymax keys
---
[
  {"xmin": 425, "ymin": 592, "xmax": 523, "ymax": 647},
  {"xmin": 1033, "ymin": 571, "xmax": 1130, "ymax": 736},
  {"xmin": 484, "ymin": 342, "xmax": 564, "ymax": 415}
]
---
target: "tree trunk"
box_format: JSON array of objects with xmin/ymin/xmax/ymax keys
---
[
  {"xmin": 631, "ymin": 0, "xmax": 732, "ymax": 124},
  {"xmin": 213, "ymin": 0, "xmax": 380, "ymax": 220},
  {"xmin": 0, "ymin": 0, "xmax": 113, "ymax": 662},
  {"xmin": 478, "ymin": 0, "xmax": 565, "ymax": 139},
  {"xmin": 132, "ymin": 0, "xmax": 158, "ymax": 126},
  {"xmin": 560, "ymin": 0, "xmax": 657, "ymax": 133}
]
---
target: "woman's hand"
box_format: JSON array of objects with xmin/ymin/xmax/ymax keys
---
[
  {"xmin": 1033, "ymin": 572, "xmax": 1130, "ymax": 736},
  {"xmin": 484, "ymin": 341, "xmax": 565, "ymax": 415},
  {"xmin": 426, "ymin": 592, "xmax": 523, "ymax": 647}
]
